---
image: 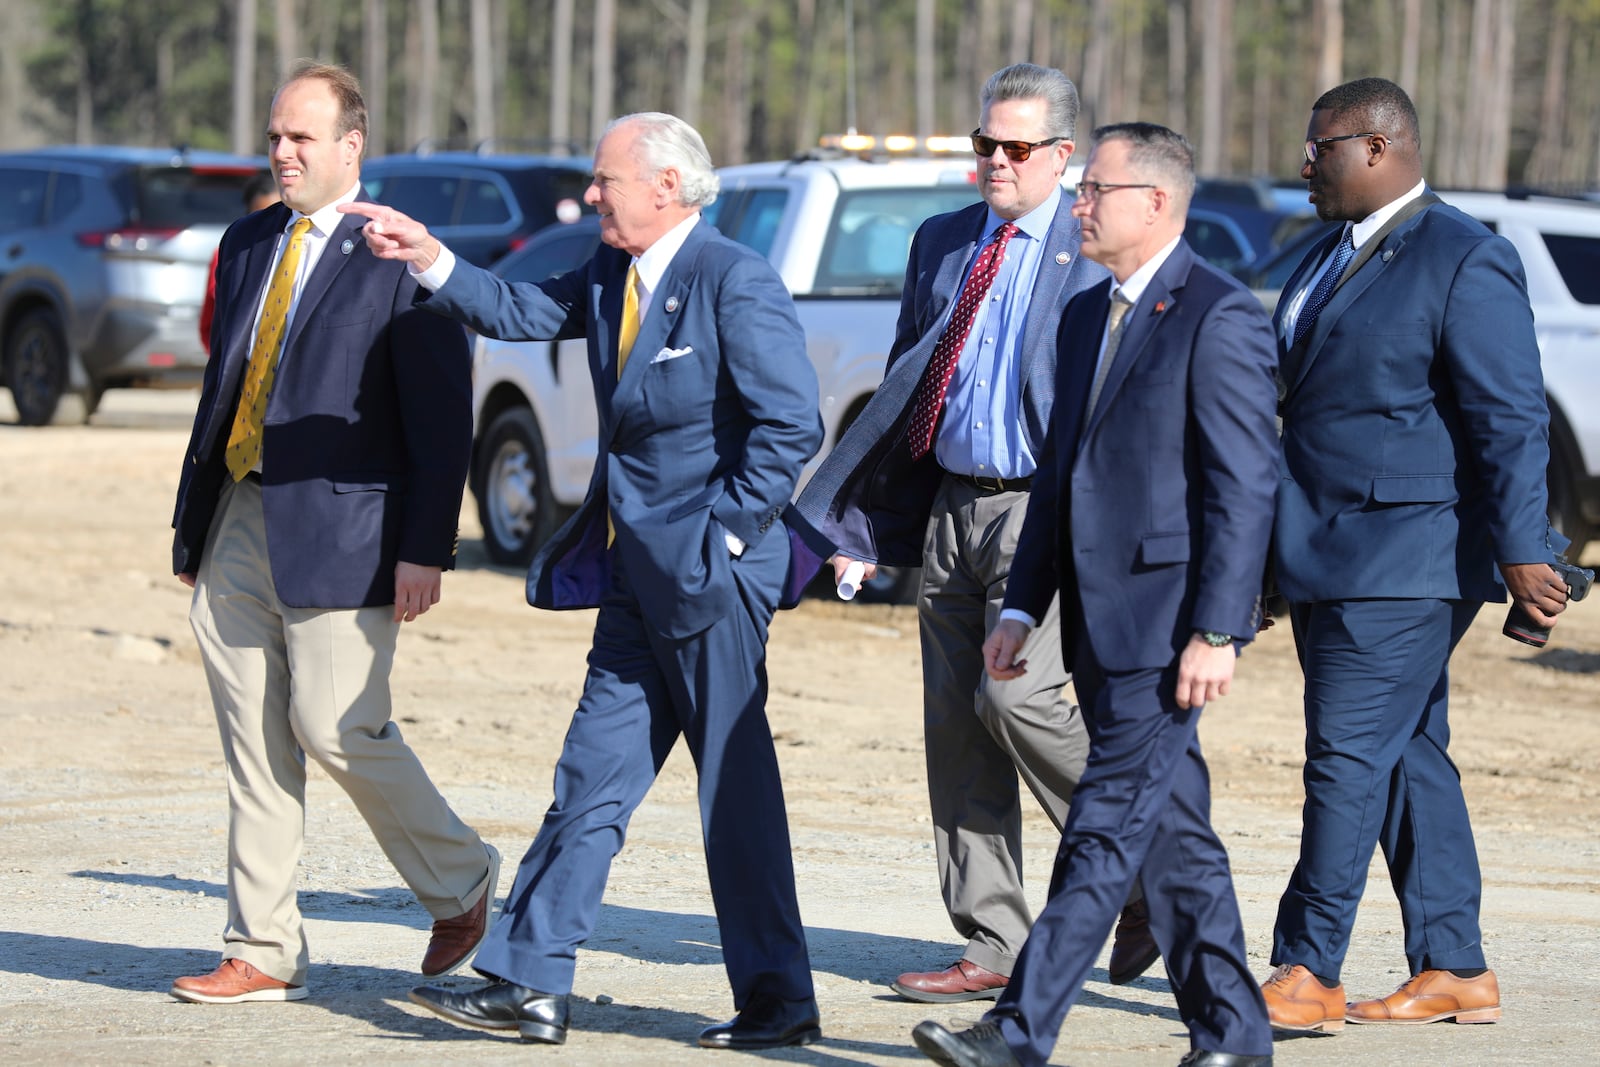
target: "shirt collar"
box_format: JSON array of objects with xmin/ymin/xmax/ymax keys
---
[
  {"xmin": 986, "ymin": 184, "xmax": 1062, "ymax": 243},
  {"xmin": 288, "ymin": 181, "xmax": 362, "ymax": 239},
  {"xmin": 1113, "ymin": 234, "xmax": 1183, "ymax": 308},
  {"xmin": 632, "ymin": 212, "xmax": 702, "ymax": 293},
  {"xmin": 1350, "ymin": 178, "xmax": 1427, "ymax": 250}
]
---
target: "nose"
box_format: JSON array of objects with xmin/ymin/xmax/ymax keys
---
[
  {"xmin": 1300, "ymin": 158, "xmax": 1315, "ymax": 180},
  {"xmin": 583, "ymin": 182, "xmax": 601, "ymax": 206},
  {"xmin": 1070, "ymin": 195, "xmax": 1090, "ymax": 218}
]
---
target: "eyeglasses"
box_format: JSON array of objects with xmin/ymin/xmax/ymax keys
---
[
  {"xmin": 1303, "ymin": 132, "xmax": 1382, "ymax": 163},
  {"xmin": 970, "ymin": 129, "xmax": 1065, "ymax": 163},
  {"xmin": 1074, "ymin": 180, "xmax": 1157, "ymax": 201}
]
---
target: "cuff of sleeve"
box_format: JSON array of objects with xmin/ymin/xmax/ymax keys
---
[
  {"xmin": 724, "ymin": 532, "xmax": 746, "ymax": 557},
  {"xmin": 1000, "ymin": 607, "xmax": 1037, "ymax": 630},
  {"xmin": 410, "ymin": 244, "xmax": 457, "ymax": 291}
]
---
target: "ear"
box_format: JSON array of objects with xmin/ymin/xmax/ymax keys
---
[
  {"xmin": 1366, "ymin": 134, "xmax": 1388, "ymax": 167},
  {"xmin": 656, "ymin": 166, "xmax": 682, "ymax": 206},
  {"xmin": 1148, "ymin": 187, "xmax": 1169, "ymax": 223},
  {"xmin": 344, "ymin": 129, "xmax": 364, "ymax": 166}
]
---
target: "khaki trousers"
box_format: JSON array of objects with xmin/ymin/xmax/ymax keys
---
[{"xmin": 188, "ymin": 478, "xmax": 490, "ymax": 985}]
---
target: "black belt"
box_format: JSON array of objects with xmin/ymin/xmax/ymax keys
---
[
  {"xmin": 242, "ymin": 470, "xmax": 262, "ymax": 483},
  {"xmin": 944, "ymin": 471, "xmax": 1032, "ymax": 494}
]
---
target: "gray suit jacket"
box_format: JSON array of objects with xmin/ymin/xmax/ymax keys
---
[{"xmin": 794, "ymin": 195, "xmax": 1107, "ymax": 565}]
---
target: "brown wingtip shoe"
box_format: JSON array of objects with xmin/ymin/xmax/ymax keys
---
[
  {"xmin": 170, "ymin": 958, "xmax": 307, "ymax": 1004},
  {"xmin": 1108, "ymin": 899, "xmax": 1162, "ymax": 985},
  {"xmin": 1261, "ymin": 963, "xmax": 1344, "ymax": 1033},
  {"xmin": 1345, "ymin": 969, "xmax": 1500, "ymax": 1025},
  {"xmin": 421, "ymin": 844, "xmax": 500, "ymax": 977},
  {"xmin": 891, "ymin": 959, "xmax": 1009, "ymax": 1003}
]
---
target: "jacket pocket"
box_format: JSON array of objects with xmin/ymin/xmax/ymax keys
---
[
  {"xmin": 333, "ymin": 473, "xmax": 407, "ymax": 494},
  {"xmin": 1370, "ymin": 474, "xmax": 1455, "ymax": 504},
  {"xmin": 1138, "ymin": 531, "xmax": 1190, "ymax": 565}
]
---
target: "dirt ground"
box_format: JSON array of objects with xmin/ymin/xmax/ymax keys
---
[{"xmin": 2, "ymin": 389, "xmax": 1597, "ymax": 1067}]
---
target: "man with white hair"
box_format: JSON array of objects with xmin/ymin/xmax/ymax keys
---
[{"xmin": 342, "ymin": 112, "xmax": 824, "ymax": 1050}]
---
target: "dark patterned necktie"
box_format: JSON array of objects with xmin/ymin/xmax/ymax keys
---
[
  {"xmin": 906, "ymin": 222, "xmax": 1019, "ymax": 459},
  {"xmin": 1292, "ymin": 227, "xmax": 1354, "ymax": 347}
]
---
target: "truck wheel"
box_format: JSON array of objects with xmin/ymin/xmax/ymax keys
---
[
  {"xmin": 5, "ymin": 309, "xmax": 68, "ymax": 427},
  {"xmin": 474, "ymin": 406, "xmax": 558, "ymax": 567},
  {"xmin": 1548, "ymin": 436, "xmax": 1592, "ymax": 561}
]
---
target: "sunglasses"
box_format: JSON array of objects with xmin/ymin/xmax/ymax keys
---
[{"xmin": 970, "ymin": 129, "xmax": 1065, "ymax": 163}]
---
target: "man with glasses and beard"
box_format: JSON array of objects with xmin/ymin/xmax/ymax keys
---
[{"xmin": 795, "ymin": 63, "xmax": 1158, "ymax": 1005}]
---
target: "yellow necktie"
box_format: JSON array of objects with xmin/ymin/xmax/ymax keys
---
[
  {"xmin": 225, "ymin": 217, "xmax": 313, "ymax": 481},
  {"xmin": 617, "ymin": 263, "xmax": 641, "ymax": 375}
]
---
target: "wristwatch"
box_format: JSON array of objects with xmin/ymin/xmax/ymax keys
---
[{"xmin": 1197, "ymin": 630, "xmax": 1234, "ymax": 647}]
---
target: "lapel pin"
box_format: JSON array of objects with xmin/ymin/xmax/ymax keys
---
[
  {"xmin": 1055, "ymin": 252, "xmax": 1070, "ymax": 265},
  {"xmin": 1381, "ymin": 249, "xmax": 1394, "ymax": 262},
  {"xmin": 1154, "ymin": 301, "xmax": 1166, "ymax": 313},
  {"xmin": 341, "ymin": 239, "xmax": 355, "ymax": 255},
  {"xmin": 664, "ymin": 296, "xmax": 680, "ymax": 313}
]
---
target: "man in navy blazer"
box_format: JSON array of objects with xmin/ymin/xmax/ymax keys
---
[
  {"xmin": 170, "ymin": 64, "xmax": 497, "ymax": 1005},
  {"xmin": 344, "ymin": 112, "xmax": 824, "ymax": 1050},
  {"xmin": 795, "ymin": 63, "xmax": 1157, "ymax": 1003},
  {"xmin": 1258, "ymin": 78, "xmax": 1571, "ymax": 1034},
  {"xmin": 914, "ymin": 124, "xmax": 1279, "ymax": 1067}
]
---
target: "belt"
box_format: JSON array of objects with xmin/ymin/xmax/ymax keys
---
[
  {"xmin": 944, "ymin": 471, "xmax": 1032, "ymax": 494},
  {"xmin": 242, "ymin": 470, "xmax": 262, "ymax": 483}
]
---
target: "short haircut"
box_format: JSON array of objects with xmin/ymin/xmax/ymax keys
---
[
  {"xmin": 281, "ymin": 61, "xmax": 368, "ymax": 147},
  {"xmin": 607, "ymin": 112, "xmax": 720, "ymax": 209},
  {"xmin": 241, "ymin": 172, "xmax": 278, "ymax": 208},
  {"xmin": 1313, "ymin": 77, "xmax": 1421, "ymax": 151},
  {"xmin": 1092, "ymin": 122, "xmax": 1196, "ymax": 208},
  {"xmin": 981, "ymin": 63, "xmax": 1080, "ymax": 142}
]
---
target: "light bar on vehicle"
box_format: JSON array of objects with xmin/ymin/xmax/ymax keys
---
[{"xmin": 817, "ymin": 133, "xmax": 970, "ymax": 156}]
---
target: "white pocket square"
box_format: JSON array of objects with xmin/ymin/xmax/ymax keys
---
[{"xmin": 651, "ymin": 345, "xmax": 695, "ymax": 364}]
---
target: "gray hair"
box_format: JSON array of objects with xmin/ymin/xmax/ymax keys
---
[
  {"xmin": 1092, "ymin": 122, "xmax": 1196, "ymax": 210},
  {"xmin": 980, "ymin": 63, "xmax": 1080, "ymax": 142},
  {"xmin": 605, "ymin": 111, "xmax": 720, "ymax": 208}
]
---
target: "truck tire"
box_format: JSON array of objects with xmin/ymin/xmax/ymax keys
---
[
  {"xmin": 474, "ymin": 406, "xmax": 558, "ymax": 567},
  {"xmin": 1547, "ymin": 430, "xmax": 1593, "ymax": 561},
  {"xmin": 5, "ymin": 308, "xmax": 68, "ymax": 427}
]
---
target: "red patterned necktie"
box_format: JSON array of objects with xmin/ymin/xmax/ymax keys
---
[{"xmin": 906, "ymin": 221, "xmax": 1019, "ymax": 459}]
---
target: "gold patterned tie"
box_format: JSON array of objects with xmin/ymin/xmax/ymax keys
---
[
  {"xmin": 225, "ymin": 216, "xmax": 313, "ymax": 481},
  {"xmin": 617, "ymin": 263, "xmax": 641, "ymax": 374}
]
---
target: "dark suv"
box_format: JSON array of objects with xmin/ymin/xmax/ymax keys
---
[
  {"xmin": 0, "ymin": 146, "xmax": 269, "ymax": 425},
  {"xmin": 360, "ymin": 149, "xmax": 593, "ymax": 268}
]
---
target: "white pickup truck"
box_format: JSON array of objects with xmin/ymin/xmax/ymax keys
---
[{"xmin": 466, "ymin": 154, "xmax": 991, "ymax": 598}]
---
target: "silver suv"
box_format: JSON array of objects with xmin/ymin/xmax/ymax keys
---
[{"xmin": 0, "ymin": 146, "xmax": 268, "ymax": 425}]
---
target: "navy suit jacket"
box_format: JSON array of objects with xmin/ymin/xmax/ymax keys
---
[
  {"xmin": 172, "ymin": 198, "xmax": 473, "ymax": 609},
  {"xmin": 422, "ymin": 219, "xmax": 823, "ymax": 639},
  {"xmin": 1272, "ymin": 199, "xmax": 1557, "ymax": 605},
  {"xmin": 794, "ymin": 196, "xmax": 1107, "ymax": 565},
  {"xmin": 1006, "ymin": 241, "xmax": 1279, "ymax": 671}
]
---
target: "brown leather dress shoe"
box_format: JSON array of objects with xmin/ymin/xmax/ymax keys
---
[
  {"xmin": 1345, "ymin": 969, "xmax": 1501, "ymax": 1025},
  {"xmin": 1260, "ymin": 963, "xmax": 1344, "ymax": 1033},
  {"xmin": 170, "ymin": 958, "xmax": 307, "ymax": 1004},
  {"xmin": 421, "ymin": 844, "xmax": 500, "ymax": 977},
  {"xmin": 1108, "ymin": 899, "xmax": 1162, "ymax": 985},
  {"xmin": 892, "ymin": 959, "xmax": 1009, "ymax": 1003}
]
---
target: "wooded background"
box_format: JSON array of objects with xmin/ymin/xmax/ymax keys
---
[{"xmin": 1, "ymin": 0, "xmax": 1597, "ymax": 190}]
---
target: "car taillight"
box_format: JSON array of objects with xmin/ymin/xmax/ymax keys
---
[{"xmin": 77, "ymin": 226, "xmax": 183, "ymax": 250}]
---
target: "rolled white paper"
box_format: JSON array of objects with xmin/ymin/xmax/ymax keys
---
[{"xmin": 837, "ymin": 560, "xmax": 867, "ymax": 601}]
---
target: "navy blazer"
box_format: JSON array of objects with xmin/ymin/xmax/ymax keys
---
[
  {"xmin": 172, "ymin": 198, "xmax": 473, "ymax": 609},
  {"xmin": 794, "ymin": 195, "xmax": 1107, "ymax": 565},
  {"xmin": 1272, "ymin": 199, "xmax": 1557, "ymax": 604},
  {"xmin": 422, "ymin": 220, "xmax": 823, "ymax": 639},
  {"xmin": 1006, "ymin": 241, "xmax": 1280, "ymax": 671}
]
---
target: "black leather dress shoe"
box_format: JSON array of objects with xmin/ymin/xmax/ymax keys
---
[
  {"xmin": 1176, "ymin": 1051, "xmax": 1273, "ymax": 1067},
  {"xmin": 698, "ymin": 992, "xmax": 821, "ymax": 1050},
  {"xmin": 409, "ymin": 979, "xmax": 569, "ymax": 1044},
  {"xmin": 911, "ymin": 1020, "xmax": 1021, "ymax": 1067}
]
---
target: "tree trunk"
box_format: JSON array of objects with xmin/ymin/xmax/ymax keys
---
[
  {"xmin": 1523, "ymin": 5, "xmax": 1568, "ymax": 185},
  {"xmin": 916, "ymin": 0, "xmax": 935, "ymax": 141},
  {"xmin": 1197, "ymin": 0, "xmax": 1229, "ymax": 175},
  {"xmin": 232, "ymin": 0, "xmax": 257, "ymax": 155},
  {"xmin": 550, "ymin": 0, "xmax": 573, "ymax": 152},
  {"xmin": 1314, "ymin": 0, "xmax": 1341, "ymax": 95},
  {"xmin": 590, "ymin": 0, "xmax": 615, "ymax": 146},
  {"xmin": 681, "ymin": 0, "xmax": 708, "ymax": 128},
  {"xmin": 470, "ymin": 0, "xmax": 493, "ymax": 142},
  {"xmin": 1166, "ymin": 0, "xmax": 1187, "ymax": 141},
  {"xmin": 407, "ymin": 0, "xmax": 439, "ymax": 150},
  {"xmin": 363, "ymin": 0, "xmax": 387, "ymax": 155},
  {"xmin": 1399, "ymin": 0, "xmax": 1422, "ymax": 97},
  {"xmin": 274, "ymin": 0, "xmax": 297, "ymax": 80}
]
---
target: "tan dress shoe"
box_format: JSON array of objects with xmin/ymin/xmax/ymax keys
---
[
  {"xmin": 1261, "ymin": 963, "xmax": 1344, "ymax": 1032},
  {"xmin": 170, "ymin": 958, "xmax": 307, "ymax": 1004},
  {"xmin": 891, "ymin": 959, "xmax": 1009, "ymax": 1003},
  {"xmin": 1345, "ymin": 968, "xmax": 1501, "ymax": 1024}
]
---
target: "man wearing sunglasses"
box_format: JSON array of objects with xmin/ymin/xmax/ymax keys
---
[
  {"xmin": 796, "ymin": 63, "xmax": 1159, "ymax": 1005},
  {"xmin": 1260, "ymin": 77, "xmax": 1569, "ymax": 1035}
]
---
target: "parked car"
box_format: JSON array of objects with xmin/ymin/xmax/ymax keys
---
[
  {"xmin": 1236, "ymin": 191, "xmax": 1600, "ymax": 559},
  {"xmin": 0, "ymin": 146, "xmax": 269, "ymax": 425},
  {"xmin": 361, "ymin": 149, "xmax": 593, "ymax": 267}
]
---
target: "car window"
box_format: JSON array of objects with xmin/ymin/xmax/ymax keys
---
[
  {"xmin": 368, "ymin": 172, "xmax": 460, "ymax": 226},
  {"xmin": 721, "ymin": 189, "xmax": 788, "ymax": 258},
  {"xmin": 1185, "ymin": 213, "xmax": 1250, "ymax": 272},
  {"xmin": 495, "ymin": 227, "xmax": 601, "ymax": 283},
  {"xmin": 48, "ymin": 171, "xmax": 84, "ymax": 222},
  {"xmin": 459, "ymin": 178, "xmax": 512, "ymax": 226},
  {"xmin": 816, "ymin": 187, "xmax": 980, "ymax": 294},
  {"xmin": 1540, "ymin": 233, "xmax": 1600, "ymax": 305},
  {"xmin": 0, "ymin": 167, "xmax": 50, "ymax": 231},
  {"xmin": 135, "ymin": 167, "xmax": 267, "ymax": 227}
]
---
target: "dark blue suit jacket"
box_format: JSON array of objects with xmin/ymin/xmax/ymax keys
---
[
  {"xmin": 422, "ymin": 220, "xmax": 823, "ymax": 639},
  {"xmin": 172, "ymin": 198, "xmax": 473, "ymax": 609},
  {"xmin": 1006, "ymin": 241, "xmax": 1279, "ymax": 671},
  {"xmin": 794, "ymin": 196, "xmax": 1106, "ymax": 564},
  {"xmin": 1273, "ymin": 199, "xmax": 1557, "ymax": 604}
]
